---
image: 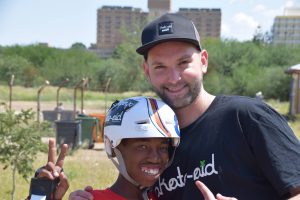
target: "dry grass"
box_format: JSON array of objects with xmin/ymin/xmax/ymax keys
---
[
  {"xmin": 0, "ymin": 86, "xmax": 299, "ymax": 200},
  {"xmin": 0, "ymin": 148, "xmax": 118, "ymax": 200}
]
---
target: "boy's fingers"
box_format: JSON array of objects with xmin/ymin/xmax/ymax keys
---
[
  {"xmin": 195, "ymin": 180, "xmax": 216, "ymax": 200},
  {"xmin": 55, "ymin": 172, "xmax": 70, "ymax": 200},
  {"xmin": 84, "ymin": 186, "xmax": 94, "ymax": 192},
  {"xmin": 56, "ymin": 143, "xmax": 68, "ymax": 168},
  {"xmin": 48, "ymin": 139, "xmax": 56, "ymax": 163},
  {"xmin": 37, "ymin": 168, "xmax": 55, "ymax": 180},
  {"xmin": 45, "ymin": 162, "xmax": 60, "ymax": 178}
]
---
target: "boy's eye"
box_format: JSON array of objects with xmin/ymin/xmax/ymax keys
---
[
  {"xmin": 137, "ymin": 145, "xmax": 147, "ymax": 150},
  {"xmin": 160, "ymin": 146, "xmax": 169, "ymax": 153}
]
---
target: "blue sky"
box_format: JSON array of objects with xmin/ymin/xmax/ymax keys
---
[{"xmin": 0, "ymin": 0, "xmax": 299, "ymax": 48}]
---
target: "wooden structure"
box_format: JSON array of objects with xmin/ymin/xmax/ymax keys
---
[{"xmin": 286, "ymin": 64, "xmax": 300, "ymax": 115}]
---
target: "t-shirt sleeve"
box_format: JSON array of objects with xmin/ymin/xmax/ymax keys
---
[{"xmin": 239, "ymin": 100, "xmax": 300, "ymax": 197}]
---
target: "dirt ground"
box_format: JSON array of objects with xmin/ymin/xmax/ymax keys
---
[{"xmin": 9, "ymin": 101, "xmax": 102, "ymax": 114}]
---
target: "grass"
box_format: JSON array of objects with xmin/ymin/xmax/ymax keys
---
[
  {"xmin": 265, "ymin": 99, "xmax": 300, "ymax": 139},
  {"xmin": 0, "ymin": 148, "xmax": 118, "ymax": 200},
  {"xmin": 0, "ymin": 85, "xmax": 156, "ymax": 102},
  {"xmin": 0, "ymin": 85, "xmax": 299, "ymax": 200}
]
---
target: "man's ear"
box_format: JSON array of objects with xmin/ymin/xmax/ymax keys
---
[
  {"xmin": 143, "ymin": 61, "xmax": 150, "ymax": 81},
  {"xmin": 200, "ymin": 50, "xmax": 208, "ymax": 73},
  {"xmin": 201, "ymin": 50, "xmax": 208, "ymax": 66}
]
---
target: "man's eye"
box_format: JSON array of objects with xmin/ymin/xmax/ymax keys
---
[
  {"xmin": 154, "ymin": 65, "xmax": 165, "ymax": 70},
  {"xmin": 180, "ymin": 60, "xmax": 189, "ymax": 65}
]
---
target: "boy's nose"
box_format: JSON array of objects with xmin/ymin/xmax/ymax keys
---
[{"xmin": 147, "ymin": 148, "xmax": 162, "ymax": 163}]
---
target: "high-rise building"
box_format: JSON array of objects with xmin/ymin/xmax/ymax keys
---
[
  {"xmin": 96, "ymin": 6, "xmax": 147, "ymax": 57},
  {"xmin": 148, "ymin": 0, "xmax": 171, "ymax": 16},
  {"xmin": 272, "ymin": 7, "xmax": 300, "ymax": 45},
  {"xmin": 96, "ymin": 0, "xmax": 221, "ymax": 57},
  {"xmin": 177, "ymin": 8, "xmax": 221, "ymax": 39}
]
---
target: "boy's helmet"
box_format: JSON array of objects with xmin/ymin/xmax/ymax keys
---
[{"xmin": 104, "ymin": 96, "xmax": 180, "ymax": 187}]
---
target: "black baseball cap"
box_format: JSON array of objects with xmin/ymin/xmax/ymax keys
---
[{"xmin": 136, "ymin": 13, "xmax": 202, "ymax": 55}]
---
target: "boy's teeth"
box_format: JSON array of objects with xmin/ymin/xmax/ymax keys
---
[{"xmin": 141, "ymin": 167, "xmax": 159, "ymax": 175}]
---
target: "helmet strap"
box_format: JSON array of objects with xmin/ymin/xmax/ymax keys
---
[{"xmin": 110, "ymin": 148, "xmax": 145, "ymax": 190}]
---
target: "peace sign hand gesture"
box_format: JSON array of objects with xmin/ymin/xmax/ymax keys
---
[{"xmin": 36, "ymin": 139, "xmax": 69, "ymax": 200}]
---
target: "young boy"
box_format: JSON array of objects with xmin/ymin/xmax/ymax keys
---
[
  {"xmin": 29, "ymin": 96, "xmax": 180, "ymax": 200},
  {"xmin": 90, "ymin": 96, "xmax": 180, "ymax": 199}
]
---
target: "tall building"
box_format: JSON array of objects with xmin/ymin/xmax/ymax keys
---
[
  {"xmin": 96, "ymin": 6, "xmax": 147, "ymax": 57},
  {"xmin": 177, "ymin": 8, "xmax": 221, "ymax": 38},
  {"xmin": 148, "ymin": 0, "xmax": 171, "ymax": 16},
  {"xmin": 96, "ymin": 0, "xmax": 221, "ymax": 57},
  {"xmin": 272, "ymin": 7, "xmax": 300, "ymax": 45}
]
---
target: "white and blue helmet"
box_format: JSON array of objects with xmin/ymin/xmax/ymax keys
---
[{"xmin": 104, "ymin": 96, "xmax": 180, "ymax": 187}]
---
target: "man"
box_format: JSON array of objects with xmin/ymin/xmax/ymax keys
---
[{"xmin": 136, "ymin": 13, "xmax": 300, "ymax": 200}]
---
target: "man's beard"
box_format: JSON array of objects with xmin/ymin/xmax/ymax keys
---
[{"xmin": 152, "ymin": 80, "xmax": 201, "ymax": 110}]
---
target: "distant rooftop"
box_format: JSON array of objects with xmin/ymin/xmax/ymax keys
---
[
  {"xmin": 283, "ymin": 7, "xmax": 300, "ymax": 16},
  {"xmin": 179, "ymin": 8, "xmax": 221, "ymax": 12},
  {"xmin": 101, "ymin": 6, "xmax": 142, "ymax": 12}
]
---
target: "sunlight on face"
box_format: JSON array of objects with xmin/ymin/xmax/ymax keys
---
[
  {"xmin": 118, "ymin": 138, "xmax": 170, "ymax": 187},
  {"xmin": 144, "ymin": 41, "xmax": 204, "ymax": 109}
]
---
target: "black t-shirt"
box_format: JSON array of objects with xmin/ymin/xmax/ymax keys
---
[{"xmin": 153, "ymin": 95, "xmax": 300, "ymax": 200}]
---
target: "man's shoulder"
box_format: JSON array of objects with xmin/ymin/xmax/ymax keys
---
[{"xmin": 215, "ymin": 95, "xmax": 261, "ymax": 110}]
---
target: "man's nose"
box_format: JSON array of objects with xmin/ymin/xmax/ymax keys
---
[{"xmin": 167, "ymin": 68, "xmax": 181, "ymax": 84}]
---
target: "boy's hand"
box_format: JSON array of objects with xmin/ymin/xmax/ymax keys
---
[
  {"xmin": 36, "ymin": 139, "xmax": 69, "ymax": 199},
  {"xmin": 69, "ymin": 186, "xmax": 94, "ymax": 200}
]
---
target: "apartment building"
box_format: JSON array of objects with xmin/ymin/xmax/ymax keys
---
[
  {"xmin": 272, "ymin": 7, "xmax": 300, "ymax": 45},
  {"xmin": 148, "ymin": 0, "xmax": 171, "ymax": 16},
  {"xmin": 96, "ymin": 0, "xmax": 221, "ymax": 57},
  {"xmin": 96, "ymin": 6, "xmax": 147, "ymax": 57},
  {"xmin": 177, "ymin": 8, "xmax": 221, "ymax": 38}
]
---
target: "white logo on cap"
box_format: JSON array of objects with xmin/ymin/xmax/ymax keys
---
[{"xmin": 159, "ymin": 22, "xmax": 174, "ymax": 35}]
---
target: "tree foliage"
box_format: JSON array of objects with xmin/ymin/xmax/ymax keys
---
[
  {"xmin": 0, "ymin": 108, "xmax": 48, "ymax": 200},
  {"xmin": 0, "ymin": 38, "xmax": 299, "ymax": 100}
]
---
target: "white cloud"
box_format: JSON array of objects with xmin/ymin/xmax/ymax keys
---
[
  {"xmin": 234, "ymin": 12, "xmax": 258, "ymax": 29},
  {"xmin": 285, "ymin": 0, "xmax": 295, "ymax": 7},
  {"xmin": 254, "ymin": 4, "xmax": 266, "ymax": 12},
  {"xmin": 252, "ymin": 3, "xmax": 282, "ymax": 32},
  {"xmin": 221, "ymin": 23, "xmax": 231, "ymax": 35},
  {"xmin": 222, "ymin": 12, "xmax": 259, "ymax": 41}
]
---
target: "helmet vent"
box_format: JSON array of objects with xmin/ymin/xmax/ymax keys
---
[{"xmin": 135, "ymin": 119, "xmax": 150, "ymax": 124}]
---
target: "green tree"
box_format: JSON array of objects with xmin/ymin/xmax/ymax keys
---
[
  {"xmin": 2, "ymin": 44, "xmax": 55, "ymax": 68},
  {"xmin": 104, "ymin": 19, "xmax": 150, "ymax": 92},
  {"xmin": 0, "ymin": 55, "xmax": 33, "ymax": 85},
  {"xmin": 0, "ymin": 108, "xmax": 48, "ymax": 200},
  {"xmin": 70, "ymin": 42, "xmax": 87, "ymax": 50}
]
